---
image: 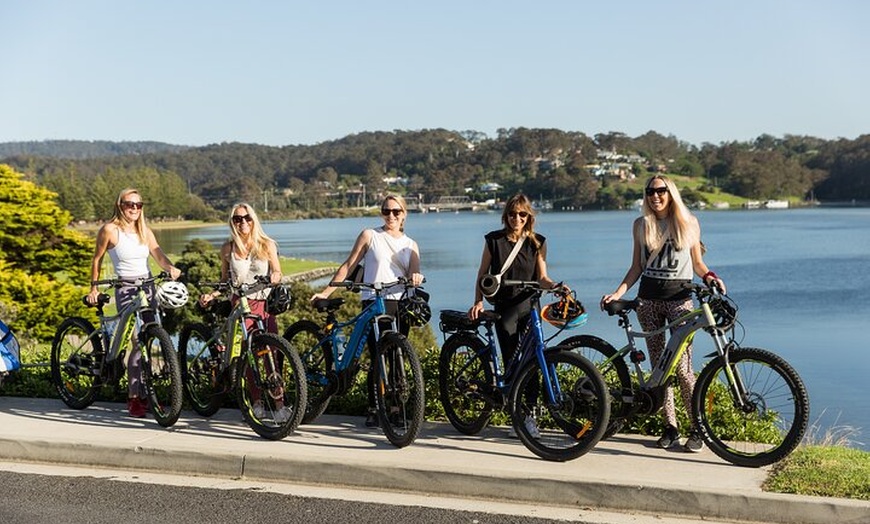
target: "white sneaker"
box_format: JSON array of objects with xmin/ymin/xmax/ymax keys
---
[
  {"xmin": 508, "ymin": 416, "xmax": 541, "ymax": 439},
  {"xmin": 274, "ymin": 406, "xmax": 293, "ymax": 425},
  {"xmin": 252, "ymin": 401, "xmax": 266, "ymax": 420}
]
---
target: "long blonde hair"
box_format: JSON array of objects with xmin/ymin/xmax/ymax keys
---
[
  {"xmin": 640, "ymin": 175, "xmax": 699, "ymax": 252},
  {"xmin": 111, "ymin": 188, "xmax": 147, "ymax": 244},
  {"xmin": 228, "ymin": 203, "xmax": 276, "ymax": 260}
]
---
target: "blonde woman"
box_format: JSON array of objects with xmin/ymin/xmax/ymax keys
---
[
  {"xmin": 86, "ymin": 188, "xmax": 182, "ymax": 418},
  {"xmin": 311, "ymin": 194, "xmax": 424, "ymax": 426},
  {"xmin": 601, "ymin": 175, "xmax": 726, "ymax": 452}
]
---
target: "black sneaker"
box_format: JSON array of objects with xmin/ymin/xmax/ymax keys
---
[
  {"xmin": 684, "ymin": 431, "xmax": 704, "ymax": 452},
  {"xmin": 657, "ymin": 425, "xmax": 680, "ymax": 449},
  {"xmin": 364, "ymin": 411, "xmax": 378, "ymax": 428}
]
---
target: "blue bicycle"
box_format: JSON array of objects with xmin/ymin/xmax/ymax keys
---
[
  {"xmin": 438, "ymin": 281, "xmax": 610, "ymax": 461},
  {"xmin": 283, "ymin": 277, "xmax": 425, "ymax": 448}
]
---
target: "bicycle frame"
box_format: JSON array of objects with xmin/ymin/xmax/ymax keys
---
[
  {"xmin": 321, "ymin": 290, "xmax": 396, "ymax": 373},
  {"xmin": 97, "ymin": 278, "xmax": 162, "ymax": 370}
]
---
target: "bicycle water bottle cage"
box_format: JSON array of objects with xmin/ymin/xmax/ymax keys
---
[
  {"xmin": 313, "ymin": 298, "xmax": 344, "ymax": 313},
  {"xmin": 603, "ymin": 299, "xmax": 641, "ymax": 316},
  {"xmin": 438, "ymin": 309, "xmax": 499, "ymax": 334}
]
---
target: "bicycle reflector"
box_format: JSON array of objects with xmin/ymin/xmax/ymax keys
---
[{"xmin": 542, "ymin": 291, "xmax": 588, "ymax": 330}]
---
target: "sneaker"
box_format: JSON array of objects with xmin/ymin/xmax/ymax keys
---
[
  {"xmin": 273, "ymin": 406, "xmax": 293, "ymax": 425},
  {"xmin": 657, "ymin": 425, "xmax": 680, "ymax": 449},
  {"xmin": 684, "ymin": 431, "xmax": 704, "ymax": 452},
  {"xmin": 508, "ymin": 416, "xmax": 541, "ymax": 439},
  {"xmin": 252, "ymin": 401, "xmax": 266, "ymax": 420},
  {"xmin": 127, "ymin": 397, "xmax": 147, "ymax": 418},
  {"xmin": 364, "ymin": 410, "xmax": 379, "ymax": 428}
]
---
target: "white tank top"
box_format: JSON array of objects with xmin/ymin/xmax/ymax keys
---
[
  {"xmin": 108, "ymin": 230, "xmax": 149, "ymax": 278},
  {"xmin": 229, "ymin": 252, "xmax": 272, "ymax": 300},
  {"xmin": 361, "ymin": 228, "xmax": 414, "ymax": 301}
]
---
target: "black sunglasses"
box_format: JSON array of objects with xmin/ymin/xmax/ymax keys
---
[
  {"xmin": 232, "ymin": 214, "xmax": 253, "ymax": 224},
  {"xmin": 645, "ymin": 187, "xmax": 669, "ymax": 197},
  {"xmin": 508, "ymin": 210, "xmax": 529, "ymax": 218},
  {"xmin": 121, "ymin": 201, "xmax": 144, "ymax": 210},
  {"xmin": 381, "ymin": 208, "xmax": 403, "ymax": 217}
]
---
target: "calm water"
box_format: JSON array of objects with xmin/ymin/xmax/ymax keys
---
[{"xmin": 157, "ymin": 208, "xmax": 870, "ymax": 448}]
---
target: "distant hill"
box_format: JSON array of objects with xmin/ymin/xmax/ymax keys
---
[{"xmin": 0, "ymin": 140, "xmax": 190, "ymax": 159}]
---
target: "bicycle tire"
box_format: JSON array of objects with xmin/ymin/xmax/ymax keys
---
[
  {"xmin": 560, "ymin": 334, "xmax": 632, "ymax": 439},
  {"xmin": 237, "ymin": 332, "xmax": 307, "ymax": 440},
  {"xmin": 373, "ymin": 332, "xmax": 425, "ymax": 448},
  {"xmin": 438, "ymin": 333, "xmax": 494, "ymax": 435},
  {"xmin": 692, "ymin": 347, "xmax": 809, "ymax": 468},
  {"xmin": 283, "ymin": 320, "xmax": 333, "ymax": 424},
  {"xmin": 50, "ymin": 317, "xmax": 101, "ymax": 409},
  {"xmin": 140, "ymin": 324, "xmax": 183, "ymax": 428},
  {"xmin": 178, "ymin": 322, "xmax": 228, "ymax": 417},
  {"xmin": 508, "ymin": 349, "xmax": 610, "ymax": 462}
]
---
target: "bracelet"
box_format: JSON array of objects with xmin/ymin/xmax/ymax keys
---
[
  {"xmin": 703, "ymin": 271, "xmax": 718, "ymax": 282},
  {"xmin": 91, "ymin": 281, "xmax": 98, "ymax": 287}
]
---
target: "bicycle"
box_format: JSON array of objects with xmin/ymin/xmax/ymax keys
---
[
  {"xmin": 282, "ymin": 277, "xmax": 424, "ymax": 448},
  {"xmin": 438, "ymin": 281, "xmax": 610, "ymax": 462},
  {"xmin": 177, "ymin": 277, "xmax": 306, "ymax": 440},
  {"xmin": 562, "ymin": 282, "xmax": 809, "ymax": 467},
  {"xmin": 50, "ymin": 272, "xmax": 183, "ymax": 427}
]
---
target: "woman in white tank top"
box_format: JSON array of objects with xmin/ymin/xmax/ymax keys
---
[
  {"xmin": 311, "ymin": 195, "xmax": 424, "ymax": 427},
  {"xmin": 86, "ymin": 188, "xmax": 182, "ymax": 418}
]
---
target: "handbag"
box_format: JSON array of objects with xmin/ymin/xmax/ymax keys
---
[{"xmin": 479, "ymin": 234, "xmax": 526, "ymax": 301}]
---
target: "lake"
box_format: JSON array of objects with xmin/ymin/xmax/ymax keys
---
[{"xmin": 156, "ymin": 207, "xmax": 870, "ymax": 449}]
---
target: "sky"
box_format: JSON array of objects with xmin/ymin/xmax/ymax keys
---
[{"xmin": 2, "ymin": 1, "xmax": 868, "ymax": 148}]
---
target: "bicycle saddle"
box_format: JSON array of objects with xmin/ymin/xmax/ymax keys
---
[
  {"xmin": 603, "ymin": 299, "xmax": 642, "ymax": 316},
  {"xmin": 313, "ymin": 298, "xmax": 345, "ymax": 313}
]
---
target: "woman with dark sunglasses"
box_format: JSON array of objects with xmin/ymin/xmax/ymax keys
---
[
  {"xmin": 600, "ymin": 175, "xmax": 726, "ymax": 452},
  {"xmin": 311, "ymin": 194, "xmax": 424, "ymax": 427},
  {"xmin": 86, "ymin": 188, "xmax": 182, "ymax": 418},
  {"xmin": 468, "ymin": 193, "xmax": 561, "ymax": 438}
]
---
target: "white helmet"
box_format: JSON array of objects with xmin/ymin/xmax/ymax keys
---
[{"xmin": 156, "ymin": 281, "xmax": 189, "ymax": 309}]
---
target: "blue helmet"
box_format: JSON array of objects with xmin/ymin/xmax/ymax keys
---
[{"xmin": 542, "ymin": 291, "xmax": 587, "ymax": 330}]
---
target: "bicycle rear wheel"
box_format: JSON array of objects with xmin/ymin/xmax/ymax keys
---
[
  {"xmin": 140, "ymin": 324, "xmax": 183, "ymax": 428},
  {"xmin": 374, "ymin": 332, "xmax": 424, "ymax": 448},
  {"xmin": 438, "ymin": 333, "xmax": 494, "ymax": 435},
  {"xmin": 283, "ymin": 320, "xmax": 333, "ymax": 424},
  {"xmin": 50, "ymin": 317, "xmax": 101, "ymax": 409},
  {"xmin": 559, "ymin": 334, "xmax": 631, "ymax": 439},
  {"xmin": 178, "ymin": 322, "xmax": 228, "ymax": 417},
  {"xmin": 237, "ymin": 332, "xmax": 307, "ymax": 440},
  {"xmin": 508, "ymin": 349, "xmax": 610, "ymax": 462},
  {"xmin": 692, "ymin": 347, "xmax": 809, "ymax": 467}
]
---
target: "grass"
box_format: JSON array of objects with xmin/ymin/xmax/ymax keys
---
[{"xmin": 764, "ymin": 445, "xmax": 870, "ymax": 500}]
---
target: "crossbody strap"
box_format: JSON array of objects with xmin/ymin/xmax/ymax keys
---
[{"xmin": 496, "ymin": 234, "xmax": 527, "ymax": 278}]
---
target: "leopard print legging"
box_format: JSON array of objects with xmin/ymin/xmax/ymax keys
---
[{"xmin": 636, "ymin": 297, "xmax": 696, "ymax": 429}]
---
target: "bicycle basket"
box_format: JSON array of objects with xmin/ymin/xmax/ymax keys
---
[
  {"xmin": 266, "ymin": 284, "xmax": 293, "ymax": 315},
  {"xmin": 709, "ymin": 295, "xmax": 738, "ymax": 330}
]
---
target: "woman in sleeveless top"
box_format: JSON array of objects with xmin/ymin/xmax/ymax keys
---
[
  {"xmin": 311, "ymin": 194, "xmax": 424, "ymax": 427},
  {"xmin": 601, "ymin": 175, "xmax": 726, "ymax": 452},
  {"xmin": 86, "ymin": 188, "xmax": 182, "ymax": 418}
]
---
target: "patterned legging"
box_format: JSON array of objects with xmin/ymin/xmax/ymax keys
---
[{"xmin": 636, "ymin": 297, "xmax": 696, "ymax": 429}]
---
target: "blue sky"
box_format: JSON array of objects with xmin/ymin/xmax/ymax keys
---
[{"xmin": 2, "ymin": 1, "xmax": 867, "ymax": 147}]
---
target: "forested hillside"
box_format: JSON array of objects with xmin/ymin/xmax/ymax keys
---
[{"xmin": 2, "ymin": 129, "xmax": 868, "ymax": 220}]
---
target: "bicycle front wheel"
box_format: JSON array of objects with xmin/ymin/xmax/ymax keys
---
[
  {"xmin": 692, "ymin": 347, "xmax": 809, "ymax": 467},
  {"xmin": 283, "ymin": 320, "xmax": 333, "ymax": 424},
  {"xmin": 508, "ymin": 349, "xmax": 610, "ymax": 462},
  {"xmin": 374, "ymin": 332, "xmax": 425, "ymax": 448},
  {"xmin": 50, "ymin": 317, "xmax": 101, "ymax": 409},
  {"xmin": 178, "ymin": 322, "xmax": 228, "ymax": 417},
  {"xmin": 237, "ymin": 332, "xmax": 307, "ymax": 440},
  {"xmin": 438, "ymin": 333, "xmax": 494, "ymax": 435},
  {"xmin": 140, "ymin": 324, "xmax": 183, "ymax": 428}
]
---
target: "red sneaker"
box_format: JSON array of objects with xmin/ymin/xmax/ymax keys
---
[{"xmin": 128, "ymin": 397, "xmax": 147, "ymax": 418}]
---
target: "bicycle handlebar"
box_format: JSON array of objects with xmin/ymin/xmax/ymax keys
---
[
  {"xmin": 329, "ymin": 276, "xmax": 426, "ymax": 292},
  {"xmin": 200, "ymin": 274, "xmax": 276, "ymax": 296}
]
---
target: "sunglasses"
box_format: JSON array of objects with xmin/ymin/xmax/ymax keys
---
[
  {"xmin": 508, "ymin": 211, "xmax": 529, "ymax": 219},
  {"xmin": 381, "ymin": 208, "xmax": 403, "ymax": 217},
  {"xmin": 121, "ymin": 201, "xmax": 144, "ymax": 210},
  {"xmin": 645, "ymin": 187, "xmax": 669, "ymax": 197},
  {"xmin": 232, "ymin": 214, "xmax": 253, "ymax": 224}
]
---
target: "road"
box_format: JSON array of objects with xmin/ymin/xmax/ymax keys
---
[{"xmin": 0, "ymin": 462, "xmax": 734, "ymax": 524}]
